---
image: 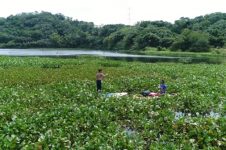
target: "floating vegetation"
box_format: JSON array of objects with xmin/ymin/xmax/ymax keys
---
[{"xmin": 0, "ymin": 56, "xmax": 225, "ymax": 149}]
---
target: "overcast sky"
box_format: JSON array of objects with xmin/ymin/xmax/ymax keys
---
[{"xmin": 0, "ymin": 0, "xmax": 225, "ymax": 25}]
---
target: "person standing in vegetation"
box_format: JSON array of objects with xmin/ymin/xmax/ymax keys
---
[
  {"xmin": 96, "ymin": 69, "xmax": 106, "ymax": 92},
  {"xmin": 159, "ymin": 80, "xmax": 167, "ymax": 94}
]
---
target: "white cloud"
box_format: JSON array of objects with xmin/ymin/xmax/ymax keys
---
[{"xmin": 0, "ymin": 0, "xmax": 225, "ymax": 25}]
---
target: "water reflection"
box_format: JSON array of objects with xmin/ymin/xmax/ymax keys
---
[{"xmin": 0, "ymin": 49, "xmax": 224, "ymax": 64}]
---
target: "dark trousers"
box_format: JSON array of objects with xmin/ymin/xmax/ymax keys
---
[{"xmin": 96, "ymin": 80, "xmax": 102, "ymax": 91}]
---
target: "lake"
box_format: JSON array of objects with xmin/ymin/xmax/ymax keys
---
[
  {"xmin": 0, "ymin": 49, "xmax": 223, "ymax": 64},
  {"xmin": 0, "ymin": 49, "xmax": 176, "ymax": 58}
]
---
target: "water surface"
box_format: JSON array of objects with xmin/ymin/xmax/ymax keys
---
[
  {"xmin": 0, "ymin": 49, "xmax": 223, "ymax": 64},
  {"xmin": 0, "ymin": 49, "xmax": 176, "ymax": 58}
]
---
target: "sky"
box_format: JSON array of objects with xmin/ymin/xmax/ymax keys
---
[{"xmin": 0, "ymin": 0, "xmax": 225, "ymax": 25}]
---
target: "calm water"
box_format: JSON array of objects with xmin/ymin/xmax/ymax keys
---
[
  {"xmin": 0, "ymin": 49, "xmax": 176, "ymax": 58},
  {"xmin": 0, "ymin": 49, "xmax": 223, "ymax": 63}
]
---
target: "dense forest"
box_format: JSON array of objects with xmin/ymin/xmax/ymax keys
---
[{"xmin": 0, "ymin": 12, "xmax": 226, "ymax": 52}]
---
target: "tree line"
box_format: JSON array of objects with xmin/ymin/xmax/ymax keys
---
[{"xmin": 0, "ymin": 12, "xmax": 226, "ymax": 52}]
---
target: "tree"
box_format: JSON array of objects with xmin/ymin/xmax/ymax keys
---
[
  {"xmin": 50, "ymin": 33, "xmax": 64, "ymax": 47},
  {"xmin": 103, "ymin": 31, "xmax": 124, "ymax": 50},
  {"xmin": 0, "ymin": 11, "xmax": 225, "ymax": 51},
  {"xmin": 171, "ymin": 29, "xmax": 210, "ymax": 52},
  {"xmin": 207, "ymin": 20, "xmax": 226, "ymax": 47},
  {"xmin": 173, "ymin": 17, "xmax": 192, "ymax": 33}
]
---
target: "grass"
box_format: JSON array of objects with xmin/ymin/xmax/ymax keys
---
[{"xmin": 140, "ymin": 47, "xmax": 226, "ymax": 57}]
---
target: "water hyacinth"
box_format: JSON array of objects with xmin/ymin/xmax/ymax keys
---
[{"xmin": 0, "ymin": 56, "xmax": 225, "ymax": 149}]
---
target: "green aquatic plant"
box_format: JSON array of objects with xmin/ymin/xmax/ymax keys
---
[{"xmin": 0, "ymin": 56, "xmax": 225, "ymax": 149}]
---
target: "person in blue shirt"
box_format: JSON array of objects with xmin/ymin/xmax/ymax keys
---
[{"xmin": 159, "ymin": 80, "xmax": 167, "ymax": 94}]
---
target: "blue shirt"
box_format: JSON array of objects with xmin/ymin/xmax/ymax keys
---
[{"xmin": 160, "ymin": 84, "xmax": 167, "ymax": 94}]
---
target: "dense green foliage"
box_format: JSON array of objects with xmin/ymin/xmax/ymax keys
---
[
  {"xmin": 0, "ymin": 56, "xmax": 225, "ymax": 149},
  {"xmin": 171, "ymin": 29, "xmax": 210, "ymax": 52},
  {"xmin": 0, "ymin": 12, "xmax": 226, "ymax": 51}
]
